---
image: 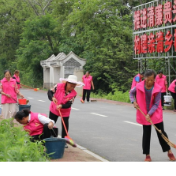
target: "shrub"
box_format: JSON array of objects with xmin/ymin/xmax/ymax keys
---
[{"xmin": 0, "ymin": 119, "xmax": 48, "ymax": 161}]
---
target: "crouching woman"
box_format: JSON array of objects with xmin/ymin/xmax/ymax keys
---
[
  {"xmin": 129, "ymin": 69, "xmax": 175, "ymax": 162},
  {"xmin": 14, "ymin": 109, "xmax": 58, "ymax": 142}
]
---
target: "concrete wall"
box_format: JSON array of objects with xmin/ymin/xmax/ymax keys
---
[{"xmin": 74, "ymin": 68, "xmax": 84, "ymax": 96}]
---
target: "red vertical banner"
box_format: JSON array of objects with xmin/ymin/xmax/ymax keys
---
[
  {"xmin": 156, "ymin": 31, "xmax": 164, "ymax": 53},
  {"xmin": 134, "ymin": 35, "xmax": 141, "ymax": 54},
  {"xmin": 134, "ymin": 10, "xmax": 141, "ymax": 30},
  {"xmin": 173, "ymin": 0, "xmax": 176, "ymax": 22},
  {"xmin": 164, "ymin": 31, "xmax": 173, "ymax": 52},
  {"xmin": 141, "ymin": 8, "xmax": 147, "ymax": 28},
  {"xmin": 141, "ymin": 34, "xmax": 148, "ymax": 53},
  {"xmin": 148, "ymin": 6, "xmax": 155, "ymax": 27},
  {"xmin": 155, "ymin": 4, "xmax": 163, "ymax": 26},
  {"xmin": 164, "ymin": 1, "xmax": 172, "ymax": 24},
  {"xmin": 148, "ymin": 33, "xmax": 155, "ymax": 53},
  {"xmin": 174, "ymin": 29, "xmax": 176, "ymax": 51}
]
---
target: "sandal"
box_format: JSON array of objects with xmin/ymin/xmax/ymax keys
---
[
  {"xmin": 145, "ymin": 155, "xmax": 152, "ymax": 162},
  {"xmin": 168, "ymin": 153, "xmax": 176, "ymax": 161}
]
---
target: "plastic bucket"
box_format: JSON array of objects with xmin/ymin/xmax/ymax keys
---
[
  {"xmin": 18, "ymin": 99, "xmax": 27, "ymax": 105},
  {"xmin": 19, "ymin": 104, "xmax": 31, "ymax": 111},
  {"xmin": 164, "ymin": 95, "xmax": 172, "ymax": 106},
  {"xmin": 44, "ymin": 138, "xmax": 66, "ymax": 159}
]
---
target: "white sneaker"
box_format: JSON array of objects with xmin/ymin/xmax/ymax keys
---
[{"xmin": 65, "ymin": 144, "xmax": 68, "ymax": 148}]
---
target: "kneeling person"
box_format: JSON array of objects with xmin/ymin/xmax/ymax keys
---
[{"xmin": 14, "ymin": 109, "xmax": 58, "ymax": 142}]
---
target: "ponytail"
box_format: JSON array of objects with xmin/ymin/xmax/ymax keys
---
[{"xmin": 14, "ymin": 109, "xmax": 30, "ymax": 120}]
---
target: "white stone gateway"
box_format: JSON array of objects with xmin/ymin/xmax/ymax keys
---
[{"xmin": 40, "ymin": 51, "xmax": 86, "ymax": 89}]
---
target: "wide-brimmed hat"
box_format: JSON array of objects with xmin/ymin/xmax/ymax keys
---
[{"xmin": 60, "ymin": 75, "xmax": 84, "ymax": 87}]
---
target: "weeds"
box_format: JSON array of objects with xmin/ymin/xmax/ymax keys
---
[{"xmin": 0, "ymin": 118, "xmax": 49, "ymax": 161}]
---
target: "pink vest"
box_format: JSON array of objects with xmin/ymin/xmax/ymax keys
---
[
  {"xmin": 155, "ymin": 74, "xmax": 167, "ymax": 92},
  {"xmin": 131, "ymin": 74, "xmax": 142, "ymax": 89},
  {"xmin": 168, "ymin": 79, "xmax": 176, "ymax": 93},
  {"xmin": 1, "ymin": 78, "xmax": 18, "ymax": 104},
  {"xmin": 83, "ymin": 75, "xmax": 92, "ymax": 90},
  {"xmin": 23, "ymin": 112, "xmax": 44, "ymax": 136},
  {"xmin": 136, "ymin": 81, "xmax": 163, "ymax": 125},
  {"xmin": 50, "ymin": 83, "xmax": 77, "ymax": 117},
  {"xmin": 13, "ymin": 74, "xmax": 20, "ymax": 89}
]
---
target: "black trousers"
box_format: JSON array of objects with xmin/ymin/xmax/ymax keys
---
[
  {"xmin": 83, "ymin": 89, "xmax": 91, "ymax": 102},
  {"xmin": 171, "ymin": 92, "xmax": 176, "ymax": 110},
  {"xmin": 49, "ymin": 111, "xmax": 69, "ymax": 138},
  {"xmin": 31, "ymin": 123, "xmax": 58, "ymax": 142},
  {"xmin": 142, "ymin": 122, "xmax": 170, "ymax": 155},
  {"xmin": 161, "ymin": 92, "xmax": 166, "ymax": 107}
]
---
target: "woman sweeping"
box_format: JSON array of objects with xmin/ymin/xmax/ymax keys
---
[
  {"xmin": 0, "ymin": 70, "xmax": 24, "ymax": 119},
  {"xmin": 47, "ymin": 75, "xmax": 84, "ymax": 148},
  {"xmin": 14, "ymin": 109, "xmax": 58, "ymax": 142},
  {"xmin": 129, "ymin": 69, "xmax": 176, "ymax": 161}
]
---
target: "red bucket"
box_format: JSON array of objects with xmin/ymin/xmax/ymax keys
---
[{"xmin": 18, "ymin": 99, "xmax": 27, "ymax": 105}]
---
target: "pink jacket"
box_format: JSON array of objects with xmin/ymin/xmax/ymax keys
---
[
  {"xmin": 136, "ymin": 81, "xmax": 163, "ymax": 125},
  {"xmin": 1, "ymin": 78, "xmax": 19, "ymax": 104},
  {"xmin": 50, "ymin": 83, "xmax": 77, "ymax": 117},
  {"xmin": 155, "ymin": 74, "xmax": 167, "ymax": 92},
  {"xmin": 24, "ymin": 112, "xmax": 44, "ymax": 136},
  {"xmin": 131, "ymin": 74, "xmax": 142, "ymax": 89},
  {"xmin": 13, "ymin": 74, "xmax": 21, "ymax": 89},
  {"xmin": 168, "ymin": 79, "xmax": 176, "ymax": 93},
  {"xmin": 82, "ymin": 75, "xmax": 92, "ymax": 90}
]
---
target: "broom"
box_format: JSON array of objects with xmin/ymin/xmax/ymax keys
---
[
  {"xmin": 57, "ymin": 107, "xmax": 77, "ymax": 147},
  {"xmin": 138, "ymin": 107, "xmax": 176, "ymax": 149}
]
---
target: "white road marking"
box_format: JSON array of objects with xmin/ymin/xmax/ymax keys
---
[
  {"xmin": 71, "ymin": 107, "xmax": 79, "ymax": 110},
  {"xmin": 91, "ymin": 113, "xmax": 107, "ymax": 117},
  {"xmin": 38, "ymin": 100, "xmax": 45, "ymax": 102},
  {"xmin": 57, "ymin": 135, "xmax": 109, "ymax": 162},
  {"xmin": 27, "ymin": 97, "xmax": 34, "ymax": 99},
  {"xmin": 124, "ymin": 121, "xmax": 142, "ymax": 126}
]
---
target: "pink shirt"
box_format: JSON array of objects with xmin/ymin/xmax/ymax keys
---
[
  {"xmin": 13, "ymin": 74, "xmax": 21, "ymax": 89},
  {"xmin": 155, "ymin": 74, "xmax": 167, "ymax": 92},
  {"xmin": 168, "ymin": 79, "xmax": 176, "ymax": 93},
  {"xmin": 1, "ymin": 77, "xmax": 19, "ymax": 104},
  {"xmin": 82, "ymin": 75, "xmax": 92, "ymax": 90}
]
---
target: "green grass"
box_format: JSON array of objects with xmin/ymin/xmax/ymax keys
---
[
  {"xmin": 90, "ymin": 90, "xmax": 131, "ymax": 103},
  {"xmin": 0, "ymin": 119, "xmax": 49, "ymax": 161}
]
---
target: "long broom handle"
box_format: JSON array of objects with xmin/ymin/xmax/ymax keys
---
[
  {"xmin": 58, "ymin": 107, "xmax": 69, "ymax": 137},
  {"xmin": 21, "ymin": 84, "xmax": 34, "ymax": 89}
]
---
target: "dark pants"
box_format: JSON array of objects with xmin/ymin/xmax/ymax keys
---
[
  {"xmin": 31, "ymin": 123, "xmax": 58, "ymax": 142},
  {"xmin": 49, "ymin": 111, "xmax": 69, "ymax": 138},
  {"xmin": 142, "ymin": 122, "xmax": 170, "ymax": 155},
  {"xmin": 161, "ymin": 92, "xmax": 166, "ymax": 107},
  {"xmin": 83, "ymin": 89, "xmax": 91, "ymax": 102},
  {"xmin": 171, "ymin": 92, "xmax": 176, "ymax": 110}
]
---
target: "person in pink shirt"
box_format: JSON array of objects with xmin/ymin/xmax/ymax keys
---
[
  {"xmin": 131, "ymin": 72, "xmax": 144, "ymax": 90},
  {"xmin": 12, "ymin": 70, "xmax": 21, "ymax": 89},
  {"xmin": 129, "ymin": 69, "xmax": 175, "ymax": 162},
  {"xmin": 81, "ymin": 71, "xmax": 94, "ymax": 103},
  {"xmin": 168, "ymin": 79, "xmax": 176, "ymax": 112},
  {"xmin": 155, "ymin": 71, "xmax": 168, "ymax": 110},
  {"xmin": 0, "ymin": 70, "xmax": 24, "ymax": 119},
  {"xmin": 14, "ymin": 109, "xmax": 58, "ymax": 142}
]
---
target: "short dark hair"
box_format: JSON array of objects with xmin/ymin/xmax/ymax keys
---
[
  {"xmin": 144, "ymin": 69, "xmax": 156, "ymax": 78},
  {"xmin": 158, "ymin": 70, "xmax": 163, "ymax": 74},
  {"xmin": 4, "ymin": 70, "xmax": 11, "ymax": 76},
  {"xmin": 140, "ymin": 71, "xmax": 144, "ymax": 75},
  {"xmin": 14, "ymin": 109, "xmax": 30, "ymax": 120},
  {"xmin": 14, "ymin": 70, "xmax": 19, "ymax": 74}
]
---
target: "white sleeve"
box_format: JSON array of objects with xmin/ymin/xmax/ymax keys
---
[{"xmin": 38, "ymin": 114, "xmax": 55, "ymax": 125}]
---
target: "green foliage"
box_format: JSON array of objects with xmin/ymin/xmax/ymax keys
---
[
  {"xmin": 91, "ymin": 89, "xmax": 131, "ymax": 103},
  {"xmin": 0, "ymin": 119, "xmax": 48, "ymax": 161}
]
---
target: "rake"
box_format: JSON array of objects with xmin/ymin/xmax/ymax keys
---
[{"xmin": 138, "ymin": 108, "xmax": 176, "ymax": 149}]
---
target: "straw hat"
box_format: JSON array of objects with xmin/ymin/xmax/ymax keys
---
[{"xmin": 60, "ymin": 75, "xmax": 84, "ymax": 87}]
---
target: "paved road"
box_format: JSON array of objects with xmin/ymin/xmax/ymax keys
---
[{"xmin": 20, "ymin": 88, "xmax": 176, "ymax": 161}]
